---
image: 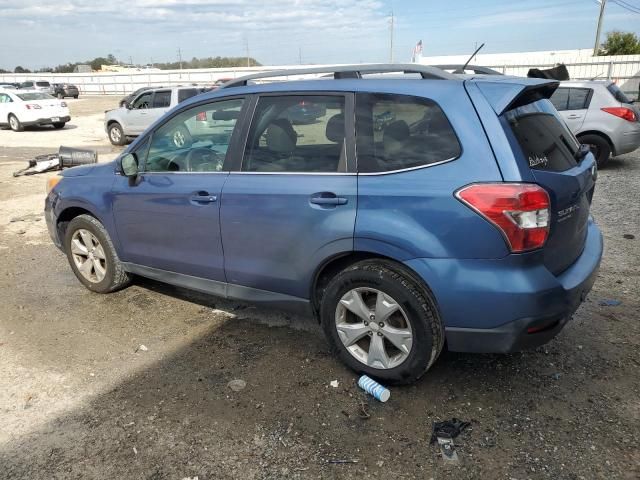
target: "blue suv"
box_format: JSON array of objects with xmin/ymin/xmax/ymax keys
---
[{"xmin": 45, "ymin": 65, "xmax": 603, "ymax": 384}]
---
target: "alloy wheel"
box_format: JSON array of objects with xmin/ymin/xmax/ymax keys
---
[
  {"xmin": 335, "ymin": 287, "xmax": 413, "ymax": 369},
  {"xmin": 70, "ymin": 229, "xmax": 107, "ymax": 283}
]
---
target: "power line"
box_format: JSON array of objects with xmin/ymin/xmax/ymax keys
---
[{"xmin": 612, "ymin": 0, "xmax": 640, "ymax": 14}]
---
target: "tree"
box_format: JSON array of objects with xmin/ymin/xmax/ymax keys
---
[
  {"xmin": 14, "ymin": 66, "xmax": 31, "ymax": 73},
  {"xmin": 599, "ymin": 31, "xmax": 640, "ymax": 56}
]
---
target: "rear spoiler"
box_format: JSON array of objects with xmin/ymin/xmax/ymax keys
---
[{"xmin": 470, "ymin": 79, "xmax": 559, "ymax": 115}]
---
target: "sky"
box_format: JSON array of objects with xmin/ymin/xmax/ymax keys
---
[{"xmin": 0, "ymin": 0, "xmax": 639, "ymax": 70}]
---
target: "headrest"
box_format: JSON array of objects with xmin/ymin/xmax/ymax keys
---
[
  {"xmin": 383, "ymin": 120, "xmax": 410, "ymax": 156},
  {"xmin": 325, "ymin": 114, "xmax": 345, "ymax": 143},
  {"xmin": 266, "ymin": 119, "xmax": 297, "ymax": 154}
]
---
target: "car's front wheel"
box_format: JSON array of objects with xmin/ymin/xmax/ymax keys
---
[
  {"xmin": 53, "ymin": 122, "xmax": 65, "ymax": 129},
  {"xmin": 320, "ymin": 260, "xmax": 444, "ymax": 384},
  {"xmin": 64, "ymin": 214, "xmax": 131, "ymax": 293},
  {"xmin": 108, "ymin": 122, "xmax": 126, "ymax": 146}
]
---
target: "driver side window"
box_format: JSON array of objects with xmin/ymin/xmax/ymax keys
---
[
  {"xmin": 144, "ymin": 98, "xmax": 244, "ymax": 173},
  {"xmin": 132, "ymin": 92, "xmax": 153, "ymax": 109}
]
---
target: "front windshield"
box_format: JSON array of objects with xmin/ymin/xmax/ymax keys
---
[{"xmin": 17, "ymin": 92, "xmax": 54, "ymax": 101}]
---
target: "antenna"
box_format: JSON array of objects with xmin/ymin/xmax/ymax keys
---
[{"xmin": 460, "ymin": 43, "xmax": 485, "ymax": 73}]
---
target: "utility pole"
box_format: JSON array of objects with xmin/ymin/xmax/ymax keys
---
[
  {"xmin": 299, "ymin": 46, "xmax": 302, "ymax": 65},
  {"xmin": 593, "ymin": 0, "xmax": 607, "ymax": 56},
  {"xmin": 389, "ymin": 10, "xmax": 395, "ymax": 63},
  {"xmin": 244, "ymin": 37, "xmax": 250, "ymax": 67},
  {"xmin": 177, "ymin": 47, "xmax": 183, "ymax": 70}
]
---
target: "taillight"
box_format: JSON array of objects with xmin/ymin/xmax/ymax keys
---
[
  {"xmin": 601, "ymin": 107, "xmax": 637, "ymax": 122},
  {"xmin": 196, "ymin": 111, "xmax": 207, "ymax": 121},
  {"xmin": 25, "ymin": 104, "xmax": 42, "ymax": 110},
  {"xmin": 455, "ymin": 183, "xmax": 550, "ymax": 253}
]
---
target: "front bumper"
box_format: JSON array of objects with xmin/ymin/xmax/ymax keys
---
[
  {"xmin": 405, "ymin": 218, "xmax": 603, "ymax": 353},
  {"xmin": 45, "ymin": 191, "xmax": 63, "ymax": 250}
]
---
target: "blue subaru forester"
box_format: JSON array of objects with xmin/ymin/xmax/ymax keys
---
[{"xmin": 45, "ymin": 65, "xmax": 603, "ymax": 384}]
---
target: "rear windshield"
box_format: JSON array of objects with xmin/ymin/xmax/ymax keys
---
[
  {"xmin": 607, "ymin": 83, "xmax": 632, "ymax": 104},
  {"xmin": 17, "ymin": 92, "xmax": 54, "ymax": 101},
  {"xmin": 503, "ymin": 99, "xmax": 579, "ymax": 172},
  {"xmin": 36, "ymin": 81, "xmax": 50, "ymax": 87}
]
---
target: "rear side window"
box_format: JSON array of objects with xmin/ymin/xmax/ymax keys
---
[
  {"xmin": 550, "ymin": 88, "xmax": 569, "ymax": 111},
  {"xmin": 355, "ymin": 93, "xmax": 460, "ymax": 173},
  {"xmin": 567, "ymin": 88, "xmax": 591, "ymax": 110},
  {"xmin": 36, "ymin": 81, "xmax": 50, "ymax": 87},
  {"xmin": 178, "ymin": 89, "xmax": 198, "ymax": 103},
  {"xmin": 152, "ymin": 90, "xmax": 171, "ymax": 108},
  {"xmin": 607, "ymin": 83, "xmax": 632, "ymax": 104},
  {"xmin": 503, "ymin": 99, "xmax": 579, "ymax": 172}
]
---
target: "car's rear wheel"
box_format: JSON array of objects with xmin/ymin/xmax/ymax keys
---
[
  {"xmin": 8, "ymin": 114, "xmax": 23, "ymax": 132},
  {"xmin": 73, "ymin": 95, "xmax": 79, "ymax": 99},
  {"xmin": 108, "ymin": 122, "xmax": 126, "ymax": 146},
  {"xmin": 53, "ymin": 122, "xmax": 65, "ymax": 129},
  {"xmin": 579, "ymin": 134, "xmax": 611, "ymax": 167},
  {"xmin": 64, "ymin": 214, "xmax": 131, "ymax": 293},
  {"xmin": 320, "ymin": 260, "xmax": 444, "ymax": 384}
]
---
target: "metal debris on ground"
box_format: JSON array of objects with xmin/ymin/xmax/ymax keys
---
[
  {"xmin": 13, "ymin": 146, "xmax": 97, "ymax": 177},
  {"xmin": 227, "ymin": 379, "xmax": 247, "ymax": 392},
  {"xmin": 599, "ymin": 299, "xmax": 622, "ymax": 306},
  {"xmin": 430, "ymin": 418, "xmax": 471, "ymax": 462}
]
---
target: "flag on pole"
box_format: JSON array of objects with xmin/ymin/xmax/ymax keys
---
[{"xmin": 412, "ymin": 40, "xmax": 423, "ymax": 62}]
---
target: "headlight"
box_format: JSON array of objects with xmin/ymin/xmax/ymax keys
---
[{"xmin": 46, "ymin": 175, "xmax": 62, "ymax": 194}]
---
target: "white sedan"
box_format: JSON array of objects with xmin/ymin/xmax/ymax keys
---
[{"xmin": 0, "ymin": 90, "xmax": 70, "ymax": 131}]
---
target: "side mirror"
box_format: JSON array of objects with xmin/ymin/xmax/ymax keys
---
[{"xmin": 120, "ymin": 153, "xmax": 139, "ymax": 177}]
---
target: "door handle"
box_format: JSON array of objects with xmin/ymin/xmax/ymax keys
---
[
  {"xmin": 190, "ymin": 192, "xmax": 217, "ymax": 204},
  {"xmin": 310, "ymin": 194, "xmax": 348, "ymax": 206},
  {"xmin": 567, "ymin": 114, "xmax": 582, "ymax": 119}
]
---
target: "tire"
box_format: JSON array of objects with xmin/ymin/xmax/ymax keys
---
[
  {"xmin": 74, "ymin": 95, "xmax": 79, "ymax": 99},
  {"xmin": 8, "ymin": 114, "xmax": 23, "ymax": 132},
  {"xmin": 53, "ymin": 122, "xmax": 65, "ymax": 129},
  {"xmin": 579, "ymin": 133, "xmax": 611, "ymax": 167},
  {"xmin": 108, "ymin": 122, "xmax": 126, "ymax": 146},
  {"xmin": 320, "ymin": 260, "xmax": 444, "ymax": 384},
  {"xmin": 64, "ymin": 214, "xmax": 131, "ymax": 293},
  {"xmin": 57, "ymin": 93, "xmax": 63, "ymax": 99}
]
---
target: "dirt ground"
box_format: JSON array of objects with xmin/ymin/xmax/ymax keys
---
[{"xmin": 0, "ymin": 96, "xmax": 638, "ymax": 480}]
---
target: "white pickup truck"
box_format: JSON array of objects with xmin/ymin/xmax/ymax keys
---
[{"xmin": 104, "ymin": 86, "xmax": 208, "ymax": 145}]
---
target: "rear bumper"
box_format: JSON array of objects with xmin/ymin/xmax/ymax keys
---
[
  {"xmin": 23, "ymin": 115, "xmax": 70, "ymax": 126},
  {"xmin": 614, "ymin": 127, "xmax": 640, "ymax": 156},
  {"xmin": 405, "ymin": 218, "xmax": 603, "ymax": 353}
]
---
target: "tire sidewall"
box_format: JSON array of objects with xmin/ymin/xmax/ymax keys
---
[
  {"xmin": 9, "ymin": 115, "xmax": 21, "ymax": 132},
  {"xmin": 64, "ymin": 216, "xmax": 118, "ymax": 293},
  {"xmin": 579, "ymin": 134, "xmax": 610, "ymax": 167},
  {"xmin": 108, "ymin": 123, "xmax": 125, "ymax": 146},
  {"xmin": 320, "ymin": 264, "xmax": 437, "ymax": 384}
]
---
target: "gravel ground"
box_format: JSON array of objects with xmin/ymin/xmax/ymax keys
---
[{"xmin": 0, "ymin": 97, "xmax": 638, "ymax": 479}]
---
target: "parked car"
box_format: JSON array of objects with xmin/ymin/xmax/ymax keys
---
[
  {"xmin": 46, "ymin": 64, "xmax": 602, "ymax": 384},
  {"xmin": 119, "ymin": 87, "xmax": 157, "ymax": 108},
  {"xmin": 105, "ymin": 86, "xmax": 208, "ymax": 145},
  {"xmin": 0, "ymin": 82, "xmax": 19, "ymax": 89},
  {"xmin": 19, "ymin": 80, "xmax": 52, "ymax": 92},
  {"xmin": 52, "ymin": 83, "xmax": 79, "ymax": 99},
  {"xmin": 549, "ymin": 80, "xmax": 640, "ymax": 166},
  {"xmin": 0, "ymin": 90, "xmax": 70, "ymax": 131}
]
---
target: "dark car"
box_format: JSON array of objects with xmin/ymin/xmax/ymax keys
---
[
  {"xmin": 286, "ymin": 99, "xmax": 327, "ymax": 124},
  {"xmin": 52, "ymin": 83, "xmax": 79, "ymax": 99},
  {"xmin": 45, "ymin": 64, "xmax": 602, "ymax": 384}
]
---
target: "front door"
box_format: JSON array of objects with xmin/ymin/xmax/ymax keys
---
[
  {"xmin": 125, "ymin": 90, "xmax": 155, "ymax": 135},
  {"xmin": 111, "ymin": 97, "xmax": 246, "ymax": 281},
  {"xmin": 220, "ymin": 93, "xmax": 357, "ymax": 299}
]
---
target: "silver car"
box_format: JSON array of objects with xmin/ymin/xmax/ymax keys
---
[
  {"xmin": 104, "ymin": 86, "xmax": 208, "ymax": 145},
  {"xmin": 550, "ymin": 80, "xmax": 640, "ymax": 166}
]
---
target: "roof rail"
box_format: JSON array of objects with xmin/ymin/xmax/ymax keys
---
[
  {"xmin": 221, "ymin": 63, "xmax": 456, "ymax": 88},
  {"xmin": 434, "ymin": 64, "xmax": 503, "ymax": 75}
]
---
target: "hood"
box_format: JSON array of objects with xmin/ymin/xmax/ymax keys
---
[{"xmin": 61, "ymin": 160, "xmax": 116, "ymax": 177}]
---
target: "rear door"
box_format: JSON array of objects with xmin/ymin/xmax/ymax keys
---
[
  {"xmin": 220, "ymin": 93, "xmax": 357, "ymax": 299},
  {"xmin": 550, "ymin": 87, "xmax": 591, "ymax": 132},
  {"xmin": 502, "ymin": 99, "xmax": 596, "ymax": 274}
]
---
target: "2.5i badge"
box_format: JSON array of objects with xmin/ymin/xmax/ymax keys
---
[{"xmin": 529, "ymin": 154, "xmax": 548, "ymax": 168}]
